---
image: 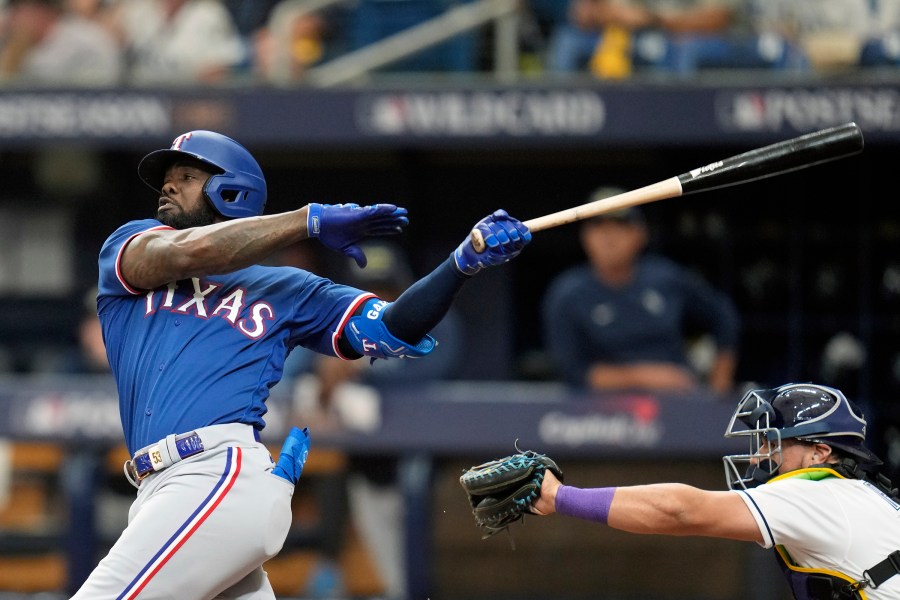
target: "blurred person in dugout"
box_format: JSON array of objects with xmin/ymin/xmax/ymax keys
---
[
  {"xmin": 541, "ymin": 186, "xmax": 740, "ymax": 396},
  {"xmin": 287, "ymin": 240, "xmax": 464, "ymax": 600},
  {"xmin": 54, "ymin": 286, "xmax": 110, "ymax": 375},
  {"xmin": 545, "ymin": 0, "xmax": 806, "ymax": 77},
  {"xmin": 51, "ymin": 287, "xmax": 137, "ymax": 550}
]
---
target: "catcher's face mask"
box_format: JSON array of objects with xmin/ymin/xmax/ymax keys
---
[
  {"xmin": 723, "ymin": 387, "xmax": 782, "ymax": 490},
  {"xmin": 722, "ymin": 382, "xmax": 879, "ymax": 490}
]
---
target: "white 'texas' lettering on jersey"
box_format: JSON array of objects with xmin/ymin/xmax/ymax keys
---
[
  {"xmin": 174, "ymin": 279, "xmax": 219, "ymax": 318},
  {"xmin": 239, "ymin": 303, "xmax": 274, "ymax": 339},
  {"xmin": 143, "ymin": 282, "xmax": 178, "ymax": 315},
  {"xmin": 162, "ymin": 282, "xmax": 177, "ymax": 308},
  {"xmin": 140, "ymin": 279, "xmax": 277, "ymax": 338},
  {"xmin": 212, "ymin": 288, "xmax": 246, "ymax": 325}
]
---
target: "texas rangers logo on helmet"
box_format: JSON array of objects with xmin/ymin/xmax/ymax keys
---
[{"xmin": 171, "ymin": 132, "xmax": 193, "ymax": 150}]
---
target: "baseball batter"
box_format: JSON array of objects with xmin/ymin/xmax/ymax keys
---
[
  {"xmin": 532, "ymin": 383, "xmax": 900, "ymax": 600},
  {"xmin": 73, "ymin": 130, "xmax": 531, "ymax": 598}
]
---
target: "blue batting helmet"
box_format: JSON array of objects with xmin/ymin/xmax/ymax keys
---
[{"xmin": 138, "ymin": 130, "xmax": 267, "ymax": 218}]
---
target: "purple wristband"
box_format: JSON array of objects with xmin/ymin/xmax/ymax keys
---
[{"xmin": 555, "ymin": 485, "xmax": 617, "ymax": 524}]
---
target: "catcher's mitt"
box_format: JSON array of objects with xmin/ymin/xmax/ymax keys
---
[{"xmin": 459, "ymin": 444, "xmax": 562, "ymax": 539}]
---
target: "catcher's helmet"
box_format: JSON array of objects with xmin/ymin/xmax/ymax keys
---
[
  {"xmin": 723, "ymin": 382, "xmax": 882, "ymax": 490},
  {"xmin": 138, "ymin": 130, "xmax": 267, "ymax": 219}
]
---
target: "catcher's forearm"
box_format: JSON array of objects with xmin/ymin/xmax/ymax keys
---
[
  {"xmin": 556, "ymin": 483, "xmax": 697, "ymax": 532},
  {"xmin": 556, "ymin": 486, "xmax": 617, "ymax": 524},
  {"xmin": 555, "ymin": 482, "xmax": 763, "ymax": 541},
  {"xmin": 602, "ymin": 483, "xmax": 708, "ymax": 535}
]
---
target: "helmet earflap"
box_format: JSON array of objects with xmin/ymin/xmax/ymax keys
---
[{"xmin": 138, "ymin": 130, "xmax": 267, "ymax": 218}]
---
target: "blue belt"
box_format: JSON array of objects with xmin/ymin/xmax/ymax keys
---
[{"xmin": 129, "ymin": 431, "xmax": 205, "ymax": 483}]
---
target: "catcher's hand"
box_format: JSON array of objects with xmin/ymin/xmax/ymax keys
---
[{"xmin": 459, "ymin": 444, "xmax": 562, "ymax": 539}]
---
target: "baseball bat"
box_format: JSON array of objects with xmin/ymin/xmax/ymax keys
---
[{"xmin": 472, "ymin": 122, "xmax": 864, "ymax": 251}]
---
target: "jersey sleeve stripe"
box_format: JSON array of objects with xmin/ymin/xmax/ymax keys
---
[
  {"xmin": 115, "ymin": 225, "xmax": 174, "ymax": 295},
  {"xmin": 736, "ymin": 489, "xmax": 774, "ymax": 547},
  {"xmin": 332, "ymin": 292, "xmax": 378, "ymax": 359}
]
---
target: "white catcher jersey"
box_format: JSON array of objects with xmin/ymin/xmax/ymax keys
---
[{"xmin": 736, "ymin": 474, "xmax": 900, "ymax": 600}]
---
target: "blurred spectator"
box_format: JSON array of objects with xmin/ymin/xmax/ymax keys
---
[
  {"xmin": 222, "ymin": 0, "xmax": 280, "ymax": 37},
  {"xmin": 107, "ymin": 0, "xmax": 248, "ymax": 85},
  {"xmin": 46, "ymin": 286, "xmax": 135, "ymax": 565},
  {"xmin": 52, "ymin": 286, "xmax": 110, "ymax": 375},
  {"xmin": 254, "ymin": 0, "xmax": 349, "ymax": 83},
  {"xmin": 545, "ymin": 0, "xmax": 804, "ymax": 77},
  {"xmin": 541, "ymin": 187, "xmax": 740, "ymax": 395},
  {"xmin": 346, "ymin": 0, "xmax": 477, "ymax": 73},
  {"xmin": 751, "ymin": 0, "xmax": 870, "ymax": 72},
  {"xmin": 290, "ymin": 241, "xmax": 464, "ymax": 599},
  {"xmin": 221, "ymin": 0, "xmax": 282, "ymax": 80},
  {"xmin": 858, "ymin": 0, "xmax": 900, "ymax": 67},
  {"xmin": 256, "ymin": 0, "xmax": 481, "ymax": 84},
  {"xmin": 0, "ymin": 0, "xmax": 123, "ymax": 85}
]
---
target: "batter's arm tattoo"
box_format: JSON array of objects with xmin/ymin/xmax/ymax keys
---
[{"xmin": 121, "ymin": 209, "xmax": 311, "ymax": 290}]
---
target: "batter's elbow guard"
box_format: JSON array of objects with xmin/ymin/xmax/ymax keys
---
[
  {"xmin": 344, "ymin": 297, "xmax": 437, "ymax": 360},
  {"xmin": 272, "ymin": 426, "xmax": 310, "ymax": 485}
]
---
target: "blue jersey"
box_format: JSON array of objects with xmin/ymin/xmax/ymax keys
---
[{"xmin": 98, "ymin": 219, "xmax": 371, "ymax": 454}]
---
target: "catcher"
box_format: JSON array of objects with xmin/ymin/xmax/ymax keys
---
[{"xmin": 463, "ymin": 383, "xmax": 900, "ymax": 600}]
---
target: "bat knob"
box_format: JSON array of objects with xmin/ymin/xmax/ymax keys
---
[{"xmin": 470, "ymin": 229, "xmax": 486, "ymax": 253}]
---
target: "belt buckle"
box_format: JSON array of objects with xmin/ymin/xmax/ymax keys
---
[
  {"xmin": 126, "ymin": 449, "xmax": 156, "ymax": 484},
  {"xmin": 125, "ymin": 431, "xmax": 204, "ymax": 488},
  {"xmin": 123, "ymin": 458, "xmax": 147, "ymax": 488},
  {"xmin": 135, "ymin": 459, "xmax": 152, "ymax": 481}
]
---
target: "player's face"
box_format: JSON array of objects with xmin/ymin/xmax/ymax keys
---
[
  {"xmin": 580, "ymin": 220, "xmax": 647, "ymax": 272},
  {"xmin": 157, "ymin": 160, "xmax": 220, "ymax": 229},
  {"xmin": 757, "ymin": 438, "xmax": 816, "ymax": 474}
]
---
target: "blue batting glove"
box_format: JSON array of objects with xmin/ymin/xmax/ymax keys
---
[
  {"xmin": 452, "ymin": 209, "xmax": 531, "ymax": 276},
  {"xmin": 307, "ymin": 203, "xmax": 409, "ymax": 268},
  {"xmin": 272, "ymin": 426, "xmax": 310, "ymax": 485}
]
